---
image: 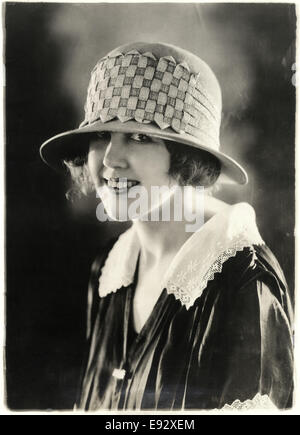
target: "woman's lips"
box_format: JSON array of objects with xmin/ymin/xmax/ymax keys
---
[{"xmin": 103, "ymin": 178, "xmax": 140, "ymax": 193}]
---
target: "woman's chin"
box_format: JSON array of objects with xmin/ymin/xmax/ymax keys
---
[{"xmin": 107, "ymin": 211, "xmax": 130, "ymax": 222}]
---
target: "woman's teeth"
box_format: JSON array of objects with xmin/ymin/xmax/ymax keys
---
[{"xmin": 106, "ymin": 179, "xmax": 139, "ymax": 190}]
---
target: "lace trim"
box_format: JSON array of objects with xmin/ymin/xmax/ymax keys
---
[
  {"xmin": 98, "ymin": 203, "xmax": 264, "ymax": 308},
  {"xmin": 219, "ymin": 393, "xmax": 277, "ymax": 411},
  {"xmin": 165, "ymin": 236, "xmax": 261, "ymax": 310},
  {"xmin": 162, "ymin": 203, "xmax": 264, "ymax": 309}
]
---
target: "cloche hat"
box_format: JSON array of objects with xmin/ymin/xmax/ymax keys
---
[{"xmin": 40, "ymin": 42, "xmax": 248, "ymax": 184}]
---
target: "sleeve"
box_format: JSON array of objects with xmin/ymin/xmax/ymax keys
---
[
  {"xmin": 86, "ymin": 237, "xmax": 119, "ymax": 341},
  {"xmin": 217, "ymin": 279, "xmax": 294, "ymax": 410},
  {"xmin": 183, "ymin": 249, "xmax": 294, "ymax": 411},
  {"xmin": 74, "ymin": 253, "xmax": 104, "ymax": 409},
  {"xmin": 74, "ymin": 238, "xmax": 117, "ymax": 408},
  {"xmin": 86, "ymin": 253, "xmax": 106, "ymax": 341}
]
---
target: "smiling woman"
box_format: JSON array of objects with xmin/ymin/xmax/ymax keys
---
[{"xmin": 39, "ymin": 42, "xmax": 293, "ymax": 411}]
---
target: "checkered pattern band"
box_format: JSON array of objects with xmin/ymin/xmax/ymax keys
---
[{"xmin": 81, "ymin": 50, "xmax": 221, "ymax": 150}]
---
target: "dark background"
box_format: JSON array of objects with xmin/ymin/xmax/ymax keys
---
[{"xmin": 5, "ymin": 3, "xmax": 296, "ymax": 410}]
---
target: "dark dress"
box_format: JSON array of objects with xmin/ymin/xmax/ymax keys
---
[{"xmin": 76, "ymin": 243, "xmax": 293, "ymax": 411}]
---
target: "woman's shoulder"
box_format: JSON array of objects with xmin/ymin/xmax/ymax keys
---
[
  {"xmin": 220, "ymin": 243, "xmax": 288, "ymax": 290},
  {"xmin": 89, "ymin": 237, "xmax": 119, "ymax": 282},
  {"xmin": 216, "ymin": 243, "xmax": 293, "ymax": 324},
  {"xmin": 89, "ymin": 226, "xmax": 136, "ymax": 278}
]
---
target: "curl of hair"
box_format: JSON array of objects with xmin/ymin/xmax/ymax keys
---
[
  {"xmin": 64, "ymin": 156, "xmax": 95, "ymax": 202},
  {"xmin": 164, "ymin": 140, "xmax": 221, "ymax": 189},
  {"xmin": 63, "ymin": 139, "xmax": 221, "ymax": 201}
]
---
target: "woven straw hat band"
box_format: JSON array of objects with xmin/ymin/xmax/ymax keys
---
[{"xmin": 81, "ymin": 49, "xmax": 222, "ymax": 151}]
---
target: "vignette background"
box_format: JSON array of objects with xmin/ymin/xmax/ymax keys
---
[{"xmin": 5, "ymin": 2, "xmax": 296, "ymax": 409}]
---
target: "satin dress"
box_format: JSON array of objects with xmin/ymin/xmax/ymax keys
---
[{"xmin": 76, "ymin": 243, "xmax": 293, "ymax": 410}]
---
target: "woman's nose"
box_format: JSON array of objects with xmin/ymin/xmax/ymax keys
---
[{"xmin": 103, "ymin": 133, "xmax": 128, "ymax": 169}]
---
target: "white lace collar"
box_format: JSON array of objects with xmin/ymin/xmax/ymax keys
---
[{"xmin": 98, "ymin": 202, "xmax": 264, "ymax": 309}]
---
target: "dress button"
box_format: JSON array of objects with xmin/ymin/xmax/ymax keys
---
[{"xmin": 112, "ymin": 368, "xmax": 126, "ymax": 380}]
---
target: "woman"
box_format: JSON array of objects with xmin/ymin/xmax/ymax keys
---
[{"xmin": 40, "ymin": 42, "xmax": 293, "ymax": 410}]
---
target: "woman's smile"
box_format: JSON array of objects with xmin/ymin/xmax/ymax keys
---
[{"xmin": 103, "ymin": 177, "xmax": 141, "ymax": 194}]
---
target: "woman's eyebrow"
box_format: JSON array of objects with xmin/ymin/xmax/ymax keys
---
[{"xmin": 96, "ymin": 131, "xmax": 111, "ymax": 137}]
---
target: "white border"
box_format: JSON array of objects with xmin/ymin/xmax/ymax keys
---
[{"xmin": 0, "ymin": 0, "xmax": 299, "ymax": 416}]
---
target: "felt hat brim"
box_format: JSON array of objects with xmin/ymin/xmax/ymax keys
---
[{"xmin": 40, "ymin": 119, "xmax": 248, "ymax": 185}]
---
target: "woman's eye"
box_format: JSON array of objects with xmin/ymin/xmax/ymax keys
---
[
  {"xmin": 97, "ymin": 132, "xmax": 111, "ymax": 141},
  {"xmin": 72, "ymin": 155, "xmax": 87, "ymax": 166},
  {"xmin": 130, "ymin": 133, "xmax": 151, "ymax": 143}
]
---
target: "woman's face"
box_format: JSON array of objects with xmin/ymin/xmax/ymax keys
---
[{"xmin": 87, "ymin": 130, "xmax": 176, "ymax": 221}]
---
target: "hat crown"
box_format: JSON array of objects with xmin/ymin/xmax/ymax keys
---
[
  {"xmin": 105, "ymin": 42, "xmax": 218, "ymax": 76},
  {"xmin": 82, "ymin": 42, "xmax": 222, "ymax": 151},
  {"xmin": 103, "ymin": 42, "xmax": 221, "ymax": 105}
]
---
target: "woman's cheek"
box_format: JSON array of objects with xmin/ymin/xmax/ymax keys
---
[{"xmin": 133, "ymin": 146, "xmax": 171, "ymax": 182}]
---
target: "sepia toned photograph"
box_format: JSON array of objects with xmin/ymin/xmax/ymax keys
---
[{"xmin": 2, "ymin": 1, "xmax": 297, "ymax": 414}]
